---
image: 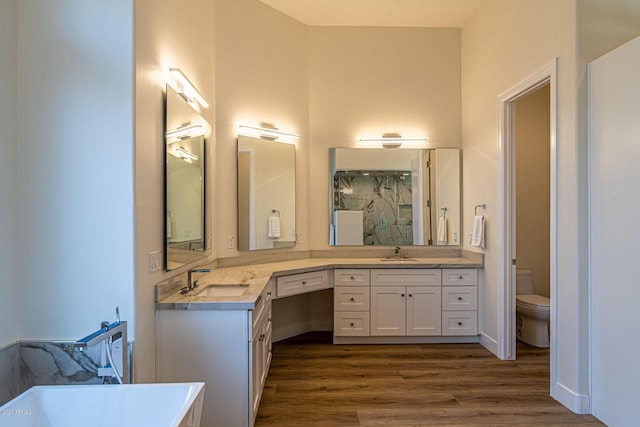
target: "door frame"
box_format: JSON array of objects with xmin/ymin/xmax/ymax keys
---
[{"xmin": 497, "ymin": 58, "xmax": 558, "ymax": 394}]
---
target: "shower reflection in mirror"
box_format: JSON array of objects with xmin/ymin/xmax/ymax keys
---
[{"xmin": 330, "ymin": 148, "xmax": 460, "ymax": 246}]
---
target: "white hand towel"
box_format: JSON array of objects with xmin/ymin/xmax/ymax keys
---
[
  {"xmin": 471, "ymin": 215, "xmax": 485, "ymax": 248},
  {"xmin": 437, "ymin": 215, "xmax": 447, "ymax": 243},
  {"xmin": 268, "ymin": 215, "xmax": 281, "ymax": 238}
]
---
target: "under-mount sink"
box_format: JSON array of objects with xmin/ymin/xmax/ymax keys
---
[
  {"xmin": 196, "ymin": 284, "xmax": 249, "ymax": 297},
  {"xmin": 379, "ymin": 258, "xmax": 420, "ymax": 262}
]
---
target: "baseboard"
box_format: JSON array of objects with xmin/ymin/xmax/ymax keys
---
[
  {"xmin": 479, "ymin": 332, "xmax": 499, "ymax": 356},
  {"xmin": 554, "ymin": 382, "xmax": 591, "ymax": 414}
]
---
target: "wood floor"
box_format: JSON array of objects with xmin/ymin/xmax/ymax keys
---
[{"xmin": 255, "ymin": 332, "xmax": 603, "ymax": 426}]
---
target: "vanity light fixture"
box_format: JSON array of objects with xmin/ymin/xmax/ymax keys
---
[
  {"xmin": 358, "ymin": 133, "xmax": 428, "ymax": 148},
  {"xmin": 169, "ymin": 68, "xmax": 209, "ymax": 109},
  {"xmin": 238, "ymin": 123, "xmax": 300, "ymax": 144},
  {"xmin": 174, "ymin": 146, "xmax": 199, "ymax": 161},
  {"xmin": 166, "ymin": 124, "xmax": 205, "ymax": 141}
]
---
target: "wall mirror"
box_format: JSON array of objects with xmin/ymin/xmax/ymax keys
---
[
  {"xmin": 237, "ymin": 135, "xmax": 296, "ymax": 251},
  {"xmin": 330, "ymin": 148, "xmax": 460, "ymax": 246},
  {"xmin": 164, "ymin": 84, "xmax": 211, "ymax": 270}
]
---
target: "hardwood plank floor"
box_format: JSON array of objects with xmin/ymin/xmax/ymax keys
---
[{"xmin": 256, "ymin": 332, "xmax": 603, "ymax": 426}]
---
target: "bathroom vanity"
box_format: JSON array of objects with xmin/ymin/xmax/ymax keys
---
[{"xmin": 156, "ymin": 256, "xmax": 481, "ymax": 427}]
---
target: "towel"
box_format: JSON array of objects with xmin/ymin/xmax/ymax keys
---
[
  {"xmin": 268, "ymin": 215, "xmax": 281, "ymax": 238},
  {"xmin": 437, "ymin": 215, "xmax": 447, "ymax": 243},
  {"xmin": 471, "ymin": 215, "xmax": 485, "ymax": 248}
]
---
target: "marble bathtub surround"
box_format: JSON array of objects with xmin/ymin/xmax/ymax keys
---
[
  {"xmin": 156, "ymin": 254, "xmax": 483, "ymax": 310},
  {"xmin": 0, "ymin": 342, "xmax": 20, "ymax": 406}
]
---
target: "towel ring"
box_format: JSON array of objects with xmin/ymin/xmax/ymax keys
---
[{"xmin": 474, "ymin": 204, "xmax": 486, "ymax": 215}]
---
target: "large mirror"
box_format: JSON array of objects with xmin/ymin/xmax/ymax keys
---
[
  {"xmin": 164, "ymin": 85, "xmax": 211, "ymax": 270},
  {"xmin": 237, "ymin": 136, "xmax": 296, "ymax": 251},
  {"xmin": 330, "ymin": 148, "xmax": 460, "ymax": 246}
]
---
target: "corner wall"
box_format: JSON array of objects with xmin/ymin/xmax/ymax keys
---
[
  {"xmin": 135, "ymin": 0, "xmax": 215, "ymax": 382},
  {"xmin": 0, "ymin": 0, "xmax": 18, "ymax": 349}
]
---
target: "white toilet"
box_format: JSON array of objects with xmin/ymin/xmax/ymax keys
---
[{"xmin": 516, "ymin": 269, "xmax": 550, "ymax": 348}]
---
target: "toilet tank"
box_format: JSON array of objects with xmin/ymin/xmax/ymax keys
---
[{"xmin": 516, "ymin": 269, "xmax": 534, "ymax": 295}]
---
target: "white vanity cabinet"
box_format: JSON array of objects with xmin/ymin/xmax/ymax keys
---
[
  {"xmin": 156, "ymin": 280, "xmax": 274, "ymax": 427},
  {"xmin": 333, "ymin": 269, "xmax": 371, "ymax": 336},
  {"xmin": 275, "ymin": 270, "xmax": 330, "ymax": 298},
  {"xmin": 441, "ymin": 269, "xmax": 478, "ymax": 335},
  {"xmin": 370, "ymin": 269, "xmax": 442, "ymax": 336}
]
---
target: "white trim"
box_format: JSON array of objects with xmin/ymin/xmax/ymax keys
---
[
  {"xmin": 555, "ymin": 382, "xmax": 592, "ymax": 414},
  {"xmin": 497, "ymin": 59, "xmax": 558, "ymax": 389},
  {"xmin": 479, "ymin": 332, "xmax": 498, "ymax": 355}
]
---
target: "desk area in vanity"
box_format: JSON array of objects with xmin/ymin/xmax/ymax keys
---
[{"xmin": 155, "ymin": 255, "xmax": 482, "ymax": 427}]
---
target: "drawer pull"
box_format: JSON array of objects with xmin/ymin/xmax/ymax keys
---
[
  {"xmin": 350, "ymin": 297, "xmax": 355, "ymax": 302},
  {"xmin": 401, "ymin": 293, "xmax": 405, "ymax": 297},
  {"xmin": 350, "ymin": 322, "xmax": 355, "ymax": 327},
  {"xmin": 457, "ymin": 322, "xmax": 463, "ymax": 326},
  {"xmin": 350, "ymin": 276, "xmax": 355, "ymax": 280},
  {"xmin": 302, "ymin": 281, "xmax": 307, "ymax": 285},
  {"xmin": 457, "ymin": 297, "xmax": 463, "ymax": 301},
  {"xmin": 408, "ymin": 294, "xmax": 413, "ymax": 297},
  {"xmin": 459, "ymin": 275, "xmax": 464, "ymax": 279}
]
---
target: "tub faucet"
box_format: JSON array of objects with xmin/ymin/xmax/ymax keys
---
[
  {"xmin": 74, "ymin": 317, "xmax": 129, "ymax": 384},
  {"xmin": 187, "ymin": 268, "xmax": 211, "ymax": 292}
]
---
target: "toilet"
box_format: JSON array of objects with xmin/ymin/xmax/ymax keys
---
[{"xmin": 516, "ymin": 269, "xmax": 550, "ymax": 348}]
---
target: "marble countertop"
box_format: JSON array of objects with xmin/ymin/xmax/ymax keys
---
[{"xmin": 156, "ymin": 257, "xmax": 483, "ymax": 311}]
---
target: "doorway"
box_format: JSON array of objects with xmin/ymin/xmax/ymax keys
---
[{"xmin": 497, "ymin": 59, "xmax": 558, "ymax": 396}]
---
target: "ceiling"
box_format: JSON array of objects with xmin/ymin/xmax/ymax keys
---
[{"xmin": 258, "ymin": 0, "xmax": 486, "ymax": 28}]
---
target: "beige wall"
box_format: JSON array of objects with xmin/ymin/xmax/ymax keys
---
[
  {"xmin": 461, "ymin": 0, "xmax": 583, "ymax": 402},
  {"xmin": 215, "ymin": 0, "xmax": 309, "ymax": 258},
  {"xmin": 308, "ymin": 27, "xmax": 462, "ymax": 249},
  {"xmin": 0, "ymin": 0, "xmax": 18, "ymax": 348},
  {"xmin": 135, "ymin": 0, "xmax": 215, "ymax": 382},
  {"xmin": 515, "ymin": 85, "xmax": 550, "ymax": 298}
]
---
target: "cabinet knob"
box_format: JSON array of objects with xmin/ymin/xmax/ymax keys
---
[
  {"xmin": 457, "ymin": 297, "xmax": 463, "ymax": 301},
  {"xmin": 408, "ymin": 294, "xmax": 413, "ymax": 297},
  {"xmin": 458, "ymin": 322, "xmax": 463, "ymax": 326},
  {"xmin": 350, "ymin": 322, "xmax": 355, "ymax": 327},
  {"xmin": 350, "ymin": 297, "xmax": 355, "ymax": 302},
  {"xmin": 401, "ymin": 293, "xmax": 405, "ymax": 297},
  {"xmin": 350, "ymin": 276, "xmax": 355, "ymax": 280},
  {"xmin": 268, "ymin": 317, "xmax": 272, "ymax": 322},
  {"xmin": 459, "ymin": 275, "xmax": 464, "ymax": 280},
  {"xmin": 302, "ymin": 281, "xmax": 307, "ymax": 285},
  {"xmin": 267, "ymin": 292, "xmax": 272, "ymax": 297}
]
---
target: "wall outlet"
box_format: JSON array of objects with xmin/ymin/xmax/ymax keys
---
[
  {"xmin": 227, "ymin": 236, "xmax": 235, "ymax": 249},
  {"xmin": 296, "ymin": 233, "xmax": 303, "ymax": 245},
  {"xmin": 148, "ymin": 251, "xmax": 162, "ymax": 272}
]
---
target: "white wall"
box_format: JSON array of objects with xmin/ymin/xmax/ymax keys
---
[
  {"xmin": 215, "ymin": 0, "xmax": 309, "ymax": 258},
  {"xmin": 135, "ymin": 0, "xmax": 215, "ymax": 382},
  {"xmin": 515, "ymin": 85, "xmax": 550, "ymax": 298},
  {"xmin": 309, "ymin": 27, "xmax": 462, "ymax": 249},
  {"xmin": 0, "ymin": 0, "xmax": 19, "ymax": 348},
  {"xmin": 589, "ymin": 35, "xmax": 640, "ymax": 427},
  {"xmin": 17, "ymin": 0, "xmax": 135, "ymax": 340}
]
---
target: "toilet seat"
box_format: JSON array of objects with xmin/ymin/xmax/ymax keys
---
[{"xmin": 516, "ymin": 294, "xmax": 550, "ymax": 309}]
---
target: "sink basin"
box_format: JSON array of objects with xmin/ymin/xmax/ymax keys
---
[
  {"xmin": 0, "ymin": 382, "xmax": 205, "ymax": 427},
  {"xmin": 379, "ymin": 258, "xmax": 420, "ymax": 262},
  {"xmin": 196, "ymin": 284, "xmax": 249, "ymax": 297}
]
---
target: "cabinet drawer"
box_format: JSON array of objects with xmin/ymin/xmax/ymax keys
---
[
  {"xmin": 442, "ymin": 286, "xmax": 477, "ymax": 311},
  {"xmin": 442, "ymin": 311, "xmax": 478, "ymax": 336},
  {"xmin": 334, "ymin": 269, "xmax": 370, "ymax": 286},
  {"xmin": 334, "ymin": 312, "xmax": 370, "ymax": 336},
  {"xmin": 335, "ymin": 287, "xmax": 370, "ymax": 311},
  {"xmin": 442, "ymin": 269, "xmax": 477, "ymax": 286},
  {"xmin": 371, "ymin": 269, "xmax": 441, "ymax": 287},
  {"xmin": 276, "ymin": 270, "xmax": 329, "ymax": 298}
]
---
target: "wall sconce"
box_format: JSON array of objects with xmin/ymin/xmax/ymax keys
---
[
  {"xmin": 169, "ymin": 68, "xmax": 209, "ymax": 109},
  {"xmin": 358, "ymin": 133, "xmax": 428, "ymax": 148},
  {"xmin": 165, "ymin": 124, "xmax": 205, "ymax": 141},
  {"xmin": 238, "ymin": 123, "xmax": 299, "ymax": 144}
]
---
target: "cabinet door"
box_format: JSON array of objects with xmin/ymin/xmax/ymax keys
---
[
  {"xmin": 371, "ymin": 286, "xmax": 406, "ymax": 336},
  {"xmin": 406, "ymin": 286, "xmax": 441, "ymax": 336},
  {"xmin": 251, "ymin": 321, "xmax": 264, "ymax": 420}
]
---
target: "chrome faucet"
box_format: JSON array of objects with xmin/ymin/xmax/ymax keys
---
[
  {"xmin": 74, "ymin": 313, "xmax": 128, "ymax": 383},
  {"xmin": 187, "ymin": 268, "xmax": 211, "ymax": 292},
  {"xmin": 394, "ymin": 246, "xmax": 401, "ymax": 257}
]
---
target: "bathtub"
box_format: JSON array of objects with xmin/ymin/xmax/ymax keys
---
[{"xmin": 0, "ymin": 382, "xmax": 205, "ymax": 427}]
